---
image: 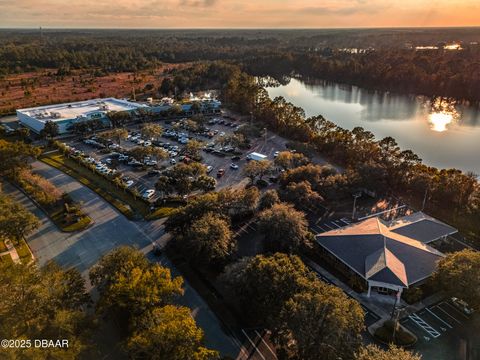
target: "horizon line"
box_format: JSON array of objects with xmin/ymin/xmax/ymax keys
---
[{"xmin": 1, "ymin": 25, "xmax": 480, "ymax": 31}]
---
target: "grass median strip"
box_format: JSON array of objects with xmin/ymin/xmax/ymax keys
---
[{"xmin": 40, "ymin": 151, "xmax": 149, "ymax": 219}]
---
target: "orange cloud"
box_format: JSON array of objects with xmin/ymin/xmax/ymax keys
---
[{"xmin": 0, "ymin": 0, "xmax": 478, "ymax": 28}]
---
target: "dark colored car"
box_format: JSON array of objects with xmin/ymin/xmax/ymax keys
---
[
  {"xmin": 217, "ymin": 169, "xmax": 225, "ymax": 178},
  {"xmin": 212, "ymin": 150, "xmax": 226, "ymax": 157},
  {"xmin": 147, "ymin": 170, "xmax": 162, "ymax": 176}
]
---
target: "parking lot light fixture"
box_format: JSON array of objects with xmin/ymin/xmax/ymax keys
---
[{"xmin": 352, "ymin": 192, "xmax": 362, "ymax": 220}]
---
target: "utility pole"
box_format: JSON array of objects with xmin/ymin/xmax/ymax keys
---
[
  {"xmin": 421, "ymin": 187, "xmax": 428, "ymax": 211},
  {"xmin": 352, "ymin": 192, "xmax": 362, "ymax": 220},
  {"xmin": 391, "ymin": 292, "xmax": 403, "ymax": 344}
]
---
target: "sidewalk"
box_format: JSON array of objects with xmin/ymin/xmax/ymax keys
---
[
  {"xmin": 304, "ymin": 258, "xmax": 390, "ymax": 319},
  {"xmin": 0, "ymin": 239, "xmax": 21, "ymax": 264}
]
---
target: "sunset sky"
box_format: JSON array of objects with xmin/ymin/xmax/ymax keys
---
[{"xmin": 1, "ymin": 0, "xmax": 479, "ymax": 28}]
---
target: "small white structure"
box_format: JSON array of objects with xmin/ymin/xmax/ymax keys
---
[
  {"xmin": 246, "ymin": 152, "xmax": 267, "ymax": 161},
  {"xmin": 17, "ymin": 98, "xmax": 146, "ymax": 134}
]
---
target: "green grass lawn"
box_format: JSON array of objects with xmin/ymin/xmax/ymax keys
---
[
  {"xmin": 0, "ymin": 254, "xmax": 14, "ymax": 265},
  {"xmin": 16, "ymin": 239, "xmax": 33, "ymax": 263},
  {"xmin": 146, "ymin": 207, "xmax": 177, "ymax": 220},
  {"xmin": 40, "ymin": 151, "xmax": 150, "ymax": 219}
]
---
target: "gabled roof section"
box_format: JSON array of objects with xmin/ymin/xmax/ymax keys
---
[
  {"xmin": 316, "ymin": 214, "xmax": 446, "ymax": 288},
  {"xmin": 365, "ymin": 247, "xmax": 408, "ymax": 287},
  {"xmin": 388, "ymin": 212, "xmax": 457, "ymax": 243}
]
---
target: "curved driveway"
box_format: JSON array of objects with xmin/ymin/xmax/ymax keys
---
[{"xmin": 2, "ymin": 161, "xmax": 243, "ymax": 358}]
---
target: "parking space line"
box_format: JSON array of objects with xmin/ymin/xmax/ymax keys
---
[
  {"xmin": 322, "ymin": 223, "xmax": 334, "ymax": 230},
  {"xmin": 426, "ymin": 307, "xmax": 452, "ymax": 329},
  {"xmin": 442, "ymin": 302, "xmax": 470, "ymax": 320},
  {"xmin": 242, "ymin": 329, "xmax": 266, "ymax": 360},
  {"xmin": 434, "ymin": 305, "xmax": 462, "ymax": 324},
  {"xmin": 254, "ymin": 330, "xmax": 277, "ymax": 359}
]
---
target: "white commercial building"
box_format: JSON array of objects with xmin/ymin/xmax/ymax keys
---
[{"xmin": 17, "ymin": 98, "xmax": 147, "ymax": 134}]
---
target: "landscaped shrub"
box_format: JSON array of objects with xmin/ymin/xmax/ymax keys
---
[
  {"xmin": 17, "ymin": 168, "xmax": 62, "ymax": 206},
  {"xmin": 374, "ymin": 320, "xmax": 416, "ymax": 346}
]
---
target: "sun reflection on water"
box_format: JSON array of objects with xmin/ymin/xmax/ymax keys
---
[{"xmin": 428, "ymin": 98, "xmax": 459, "ymax": 132}]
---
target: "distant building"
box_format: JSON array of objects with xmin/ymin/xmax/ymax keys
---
[
  {"xmin": 17, "ymin": 96, "xmax": 222, "ymax": 135},
  {"xmin": 17, "ymin": 98, "xmax": 147, "ymax": 134},
  {"xmin": 316, "ymin": 212, "xmax": 457, "ymax": 297}
]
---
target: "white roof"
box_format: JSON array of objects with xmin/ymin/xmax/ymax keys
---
[
  {"xmin": 249, "ymin": 152, "xmax": 267, "ymax": 158},
  {"xmin": 18, "ymin": 98, "xmax": 146, "ymax": 123}
]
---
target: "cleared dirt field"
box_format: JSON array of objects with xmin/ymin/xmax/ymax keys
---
[{"xmin": 0, "ymin": 64, "xmax": 183, "ymax": 114}]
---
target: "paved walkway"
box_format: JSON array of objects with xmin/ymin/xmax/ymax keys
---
[
  {"xmin": 305, "ymin": 258, "xmax": 390, "ymax": 319},
  {"xmin": 0, "ymin": 241, "xmax": 20, "ymax": 264},
  {"xmin": 1, "ymin": 161, "xmax": 243, "ymax": 358}
]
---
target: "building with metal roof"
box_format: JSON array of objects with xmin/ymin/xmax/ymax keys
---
[
  {"xmin": 388, "ymin": 212, "xmax": 458, "ymax": 244},
  {"xmin": 315, "ymin": 213, "xmax": 455, "ymax": 297},
  {"xmin": 17, "ymin": 98, "xmax": 146, "ymax": 134}
]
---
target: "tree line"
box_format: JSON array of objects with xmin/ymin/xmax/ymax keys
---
[{"xmin": 1, "ymin": 29, "xmax": 479, "ymax": 101}]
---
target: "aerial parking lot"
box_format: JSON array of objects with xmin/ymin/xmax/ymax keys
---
[
  {"xmin": 64, "ymin": 115, "xmax": 287, "ymax": 204},
  {"xmin": 399, "ymin": 297, "xmax": 479, "ymax": 359}
]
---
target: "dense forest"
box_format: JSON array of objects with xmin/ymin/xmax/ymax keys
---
[
  {"xmin": 162, "ymin": 61, "xmax": 480, "ymax": 243},
  {"xmin": 0, "ymin": 28, "xmax": 479, "ymax": 101}
]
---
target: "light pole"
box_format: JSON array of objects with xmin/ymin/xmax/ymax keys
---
[
  {"xmin": 421, "ymin": 187, "xmax": 428, "ymax": 211},
  {"xmin": 352, "ymin": 192, "xmax": 362, "ymax": 220}
]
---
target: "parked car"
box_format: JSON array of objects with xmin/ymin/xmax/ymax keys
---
[
  {"xmin": 451, "ymin": 297, "xmax": 474, "ymax": 315},
  {"xmin": 170, "ymin": 159, "xmax": 177, "ymax": 165},
  {"xmin": 212, "ymin": 150, "xmax": 226, "ymax": 157},
  {"xmin": 206, "ymin": 165, "xmax": 213, "ymax": 173},
  {"xmin": 147, "ymin": 169, "xmax": 162, "ymax": 176},
  {"xmin": 217, "ymin": 169, "xmax": 225, "ymax": 178},
  {"xmin": 142, "ymin": 189, "xmax": 156, "ymax": 199},
  {"xmin": 231, "ymin": 155, "xmax": 241, "ymax": 161},
  {"xmin": 125, "ymin": 180, "xmax": 135, "ymax": 187},
  {"xmin": 274, "ymin": 151, "xmax": 280, "ymax": 158},
  {"xmin": 230, "ymin": 163, "xmax": 239, "ymax": 169}
]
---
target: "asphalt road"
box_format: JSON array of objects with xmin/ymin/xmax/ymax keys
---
[{"xmin": 2, "ymin": 161, "xmax": 243, "ymax": 358}]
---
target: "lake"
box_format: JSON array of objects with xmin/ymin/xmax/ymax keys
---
[{"xmin": 266, "ymin": 78, "xmax": 480, "ymax": 175}]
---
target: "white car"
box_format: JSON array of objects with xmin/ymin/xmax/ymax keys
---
[
  {"xmin": 274, "ymin": 151, "xmax": 280, "ymax": 158},
  {"xmin": 144, "ymin": 160, "xmax": 157, "ymax": 166},
  {"xmin": 125, "ymin": 180, "xmax": 135, "ymax": 187},
  {"xmin": 206, "ymin": 165, "xmax": 213, "ymax": 173},
  {"xmin": 143, "ymin": 189, "xmax": 155, "ymax": 199},
  {"xmin": 170, "ymin": 159, "xmax": 177, "ymax": 165},
  {"xmin": 143, "ymin": 141, "xmax": 152, "ymax": 147},
  {"xmin": 230, "ymin": 163, "xmax": 239, "ymax": 170}
]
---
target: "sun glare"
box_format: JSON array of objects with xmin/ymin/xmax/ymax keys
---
[
  {"xmin": 427, "ymin": 98, "xmax": 459, "ymax": 132},
  {"xmin": 428, "ymin": 112, "xmax": 453, "ymax": 132}
]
